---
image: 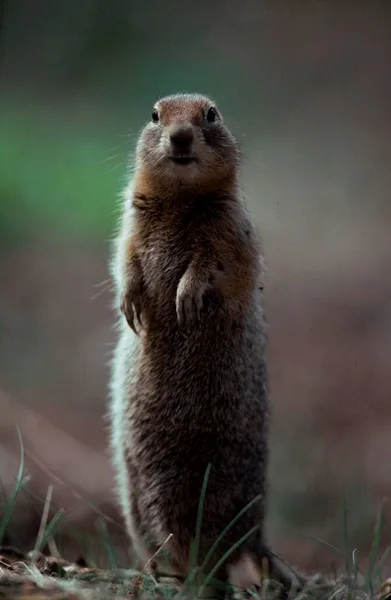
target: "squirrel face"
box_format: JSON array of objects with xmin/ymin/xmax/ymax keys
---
[{"xmin": 135, "ymin": 94, "xmax": 239, "ymax": 192}]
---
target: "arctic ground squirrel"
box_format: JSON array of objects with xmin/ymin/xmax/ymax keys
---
[{"xmin": 109, "ymin": 93, "xmax": 300, "ymax": 597}]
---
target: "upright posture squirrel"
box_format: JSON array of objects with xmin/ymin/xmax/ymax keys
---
[{"xmin": 109, "ymin": 94, "xmax": 299, "ymax": 596}]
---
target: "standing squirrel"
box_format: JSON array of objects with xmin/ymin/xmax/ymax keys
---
[{"xmin": 109, "ymin": 93, "xmax": 300, "ymax": 597}]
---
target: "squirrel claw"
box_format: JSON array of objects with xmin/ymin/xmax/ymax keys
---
[
  {"xmin": 121, "ymin": 291, "xmax": 143, "ymax": 335},
  {"xmin": 176, "ymin": 287, "xmax": 203, "ymax": 330}
]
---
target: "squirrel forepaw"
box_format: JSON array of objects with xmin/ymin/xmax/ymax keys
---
[
  {"xmin": 176, "ymin": 278, "xmax": 205, "ymax": 330},
  {"xmin": 120, "ymin": 286, "xmax": 143, "ymax": 335}
]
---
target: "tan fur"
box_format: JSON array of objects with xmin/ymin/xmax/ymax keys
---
[
  {"xmin": 108, "ymin": 93, "xmax": 303, "ymax": 597},
  {"xmin": 227, "ymin": 554, "xmax": 263, "ymax": 589}
]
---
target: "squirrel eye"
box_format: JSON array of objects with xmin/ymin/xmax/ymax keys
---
[
  {"xmin": 206, "ymin": 107, "xmax": 217, "ymax": 123},
  {"xmin": 151, "ymin": 109, "xmax": 159, "ymax": 123}
]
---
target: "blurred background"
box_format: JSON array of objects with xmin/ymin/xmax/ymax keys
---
[{"xmin": 1, "ymin": 0, "xmax": 391, "ymax": 574}]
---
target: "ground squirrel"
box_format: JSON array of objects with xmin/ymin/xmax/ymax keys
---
[{"xmin": 109, "ymin": 94, "xmax": 299, "ymax": 597}]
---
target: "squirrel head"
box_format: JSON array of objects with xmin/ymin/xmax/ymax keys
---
[{"xmin": 134, "ymin": 93, "xmax": 240, "ymax": 195}]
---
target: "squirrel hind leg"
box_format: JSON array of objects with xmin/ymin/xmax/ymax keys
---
[
  {"xmin": 227, "ymin": 549, "xmax": 304, "ymax": 599},
  {"xmin": 261, "ymin": 548, "xmax": 306, "ymax": 599}
]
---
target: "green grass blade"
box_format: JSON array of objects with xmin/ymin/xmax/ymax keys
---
[
  {"xmin": 351, "ymin": 548, "xmax": 360, "ymax": 600},
  {"xmin": 299, "ymin": 532, "xmax": 345, "ymax": 557},
  {"xmin": 343, "ymin": 493, "xmax": 351, "ymax": 585},
  {"xmin": 96, "ymin": 517, "xmax": 118, "ymax": 569},
  {"xmin": 39, "ymin": 509, "xmax": 65, "ymax": 553},
  {"xmin": 299, "ymin": 532, "xmax": 367, "ymax": 581},
  {"xmin": 0, "ymin": 425, "xmax": 26, "ymax": 544},
  {"xmin": 0, "ymin": 476, "xmax": 7, "ymax": 503},
  {"xmin": 188, "ymin": 463, "xmax": 212, "ymax": 585},
  {"xmin": 374, "ymin": 543, "xmax": 391, "ymax": 583},
  {"xmin": 365, "ymin": 500, "xmax": 386, "ymax": 594}
]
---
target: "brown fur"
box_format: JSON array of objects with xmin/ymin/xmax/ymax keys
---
[{"xmin": 109, "ymin": 94, "xmax": 302, "ymax": 597}]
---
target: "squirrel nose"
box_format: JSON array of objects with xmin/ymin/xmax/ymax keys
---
[{"xmin": 169, "ymin": 124, "xmax": 194, "ymax": 152}]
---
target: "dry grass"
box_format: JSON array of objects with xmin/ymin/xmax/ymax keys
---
[
  {"xmin": 1, "ymin": 433, "xmax": 391, "ymax": 600},
  {"xmin": 0, "ymin": 556, "xmax": 390, "ymax": 600}
]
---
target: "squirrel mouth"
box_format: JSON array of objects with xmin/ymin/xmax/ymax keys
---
[{"xmin": 170, "ymin": 156, "xmax": 196, "ymax": 165}]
